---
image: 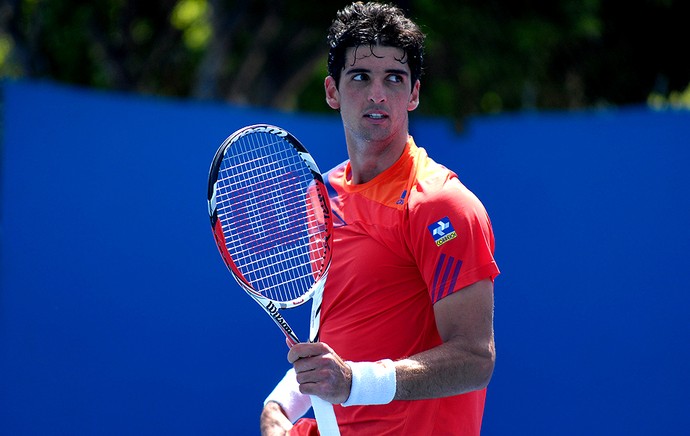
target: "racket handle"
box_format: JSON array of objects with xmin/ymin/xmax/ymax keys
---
[{"xmin": 310, "ymin": 395, "xmax": 341, "ymax": 436}]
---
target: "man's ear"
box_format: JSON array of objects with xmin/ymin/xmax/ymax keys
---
[
  {"xmin": 325, "ymin": 76, "xmax": 340, "ymax": 110},
  {"xmin": 407, "ymin": 80, "xmax": 420, "ymax": 111}
]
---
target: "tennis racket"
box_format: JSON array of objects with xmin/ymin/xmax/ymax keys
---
[{"xmin": 207, "ymin": 124, "xmax": 340, "ymax": 435}]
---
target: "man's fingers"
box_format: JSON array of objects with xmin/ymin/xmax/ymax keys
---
[
  {"xmin": 286, "ymin": 342, "xmax": 352, "ymax": 404},
  {"xmin": 287, "ymin": 342, "xmax": 328, "ymax": 364}
]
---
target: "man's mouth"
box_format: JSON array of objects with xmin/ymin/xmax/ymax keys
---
[{"xmin": 366, "ymin": 113, "xmax": 386, "ymax": 119}]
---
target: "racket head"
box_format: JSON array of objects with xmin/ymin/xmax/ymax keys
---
[{"xmin": 208, "ymin": 124, "xmax": 333, "ymax": 309}]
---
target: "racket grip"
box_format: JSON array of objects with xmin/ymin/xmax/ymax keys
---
[{"xmin": 310, "ymin": 395, "xmax": 341, "ymax": 436}]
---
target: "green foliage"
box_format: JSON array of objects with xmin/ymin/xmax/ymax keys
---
[
  {"xmin": 171, "ymin": 0, "xmax": 212, "ymax": 50},
  {"xmin": 2, "ymin": 0, "xmax": 688, "ymax": 121}
]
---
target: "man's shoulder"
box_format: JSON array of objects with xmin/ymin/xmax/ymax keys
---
[{"xmin": 407, "ymin": 148, "xmax": 485, "ymax": 217}]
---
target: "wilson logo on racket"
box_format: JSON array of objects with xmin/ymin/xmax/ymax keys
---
[
  {"xmin": 428, "ymin": 217, "xmax": 457, "ymax": 247},
  {"xmin": 265, "ymin": 301, "xmax": 295, "ymax": 337}
]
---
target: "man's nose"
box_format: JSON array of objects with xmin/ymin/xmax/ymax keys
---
[{"xmin": 368, "ymin": 81, "xmax": 386, "ymax": 103}]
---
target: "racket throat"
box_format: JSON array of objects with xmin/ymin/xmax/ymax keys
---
[
  {"xmin": 264, "ymin": 301, "xmax": 300, "ymax": 345},
  {"xmin": 309, "ymin": 297, "xmax": 323, "ymax": 343}
]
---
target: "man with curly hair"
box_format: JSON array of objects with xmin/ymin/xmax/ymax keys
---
[{"xmin": 261, "ymin": 3, "xmax": 499, "ymax": 435}]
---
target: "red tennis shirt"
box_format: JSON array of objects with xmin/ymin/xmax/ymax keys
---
[{"xmin": 298, "ymin": 137, "xmax": 499, "ymax": 435}]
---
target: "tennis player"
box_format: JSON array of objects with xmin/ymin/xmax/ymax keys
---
[{"xmin": 260, "ymin": 2, "xmax": 499, "ymax": 435}]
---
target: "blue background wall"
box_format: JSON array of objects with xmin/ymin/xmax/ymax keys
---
[{"xmin": 2, "ymin": 80, "xmax": 689, "ymax": 435}]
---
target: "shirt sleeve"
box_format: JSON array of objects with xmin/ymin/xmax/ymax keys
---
[{"xmin": 406, "ymin": 174, "xmax": 499, "ymax": 304}]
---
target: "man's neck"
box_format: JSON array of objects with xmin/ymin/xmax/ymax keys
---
[{"xmin": 346, "ymin": 133, "xmax": 409, "ymax": 184}]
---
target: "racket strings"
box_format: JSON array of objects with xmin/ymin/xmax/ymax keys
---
[
  {"xmin": 215, "ymin": 178, "xmax": 323, "ymax": 235},
  {"xmin": 216, "ymin": 201, "xmax": 327, "ymax": 255},
  {"xmin": 216, "ymin": 133, "xmax": 330, "ymax": 303}
]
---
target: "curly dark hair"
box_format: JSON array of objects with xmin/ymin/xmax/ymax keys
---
[{"xmin": 327, "ymin": 2, "xmax": 425, "ymax": 89}]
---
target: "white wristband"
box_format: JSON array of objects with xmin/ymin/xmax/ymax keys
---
[
  {"xmin": 341, "ymin": 359, "xmax": 397, "ymax": 407},
  {"xmin": 264, "ymin": 368, "xmax": 312, "ymax": 423}
]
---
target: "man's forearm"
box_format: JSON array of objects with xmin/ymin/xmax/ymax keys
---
[{"xmin": 393, "ymin": 336, "xmax": 495, "ymax": 401}]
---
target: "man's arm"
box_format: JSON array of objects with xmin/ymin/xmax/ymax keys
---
[
  {"xmin": 260, "ymin": 402, "xmax": 293, "ymax": 436},
  {"xmin": 394, "ymin": 278, "xmax": 495, "ymax": 399},
  {"xmin": 288, "ymin": 278, "xmax": 496, "ymax": 403}
]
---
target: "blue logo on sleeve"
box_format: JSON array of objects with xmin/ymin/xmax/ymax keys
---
[{"xmin": 428, "ymin": 217, "xmax": 458, "ymax": 247}]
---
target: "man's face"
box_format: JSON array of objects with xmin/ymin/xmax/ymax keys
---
[{"xmin": 325, "ymin": 45, "xmax": 420, "ymax": 145}]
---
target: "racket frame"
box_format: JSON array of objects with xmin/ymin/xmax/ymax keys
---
[{"xmin": 207, "ymin": 124, "xmax": 333, "ymax": 346}]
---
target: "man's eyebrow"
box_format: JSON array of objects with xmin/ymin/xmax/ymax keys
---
[
  {"xmin": 344, "ymin": 68, "xmax": 409, "ymax": 76},
  {"xmin": 344, "ymin": 68, "xmax": 370, "ymax": 75},
  {"xmin": 385, "ymin": 69, "xmax": 410, "ymax": 76}
]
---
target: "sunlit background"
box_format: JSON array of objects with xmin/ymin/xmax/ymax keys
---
[{"xmin": 1, "ymin": 0, "xmax": 689, "ymax": 120}]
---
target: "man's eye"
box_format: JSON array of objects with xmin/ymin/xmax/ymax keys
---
[
  {"xmin": 388, "ymin": 74, "xmax": 403, "ymax": 83},
  {"xmin": 353, "ymin": 73, "xmax": 367, "ymax": 81}
]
